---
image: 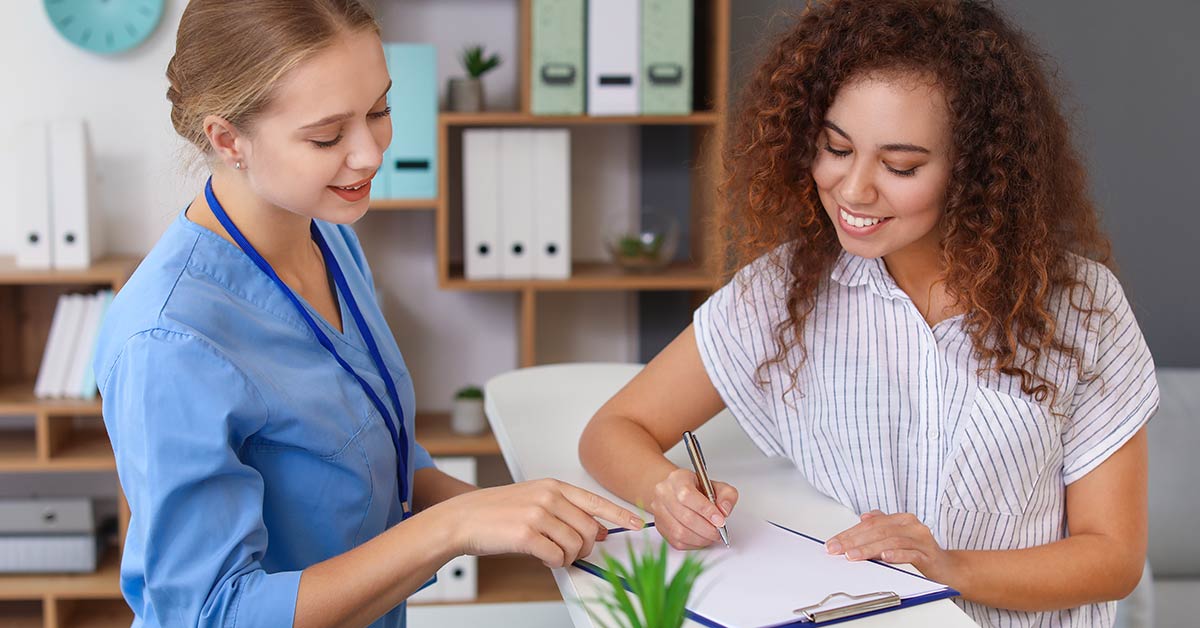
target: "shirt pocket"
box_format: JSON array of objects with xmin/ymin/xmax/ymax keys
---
[{"xmin": 941, "ymin": 387, "xmax": 1060, "ymax": 516}]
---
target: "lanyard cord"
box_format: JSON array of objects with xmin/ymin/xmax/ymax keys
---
[{"xmin": 203, "ymin": 177, "xmax": 411, "ymax": 513}]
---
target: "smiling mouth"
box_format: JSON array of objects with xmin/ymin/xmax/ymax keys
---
[
  {"xmin": 839, "ymin": 207, "xmax": 892, "ymax": 228},
  {"xmin": 331, "ymin": 180, "xmax": 370, "ymax": 191}
]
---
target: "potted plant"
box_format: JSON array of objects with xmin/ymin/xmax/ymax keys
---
[
  {"xmin": 450, "ymin": 385, "xmax": 488, "ymax": 435},
  {"xmin": 587, "ymin": 538, "xmax": 707, "ymax": 628},
  {"xmin": 448, "ymin": 44, "xmax": 501, "ymax": 112}
]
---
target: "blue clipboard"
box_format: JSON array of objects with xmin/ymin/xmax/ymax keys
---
[{"xmin": 573, "ymin": 521, "xmax": 960, "ymax": 627}]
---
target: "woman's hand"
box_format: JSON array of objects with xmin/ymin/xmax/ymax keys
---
[
  {"xmin": 825, "ymin": 510, "xmax": 963, "ymax": 585},
  {"xmin": 649, "ymin": 468, "xmax": 739, "ymax": 550},
  {"xmin": 435, "ymin": 478, "xmax": 644, "ymax": 568}
]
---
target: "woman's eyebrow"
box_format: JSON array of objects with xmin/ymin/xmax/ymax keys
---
[
  {"xmin": 822, "ymin": 120, "xmax": 931, "ymax": 154},
  {"xmin": 299, "ymin": 80, "xmax": 393, "ymax": 130}
]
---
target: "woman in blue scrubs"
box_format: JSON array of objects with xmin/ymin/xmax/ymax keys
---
[{"xmin": 93, "ymin": 2, "xmax": 642, "ymax": 627}]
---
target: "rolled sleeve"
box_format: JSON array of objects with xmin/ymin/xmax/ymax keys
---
[
  {"xmin": 693, "ymin": 254, "xmax": 788, "ymax": 457},
  {"xmin": 100, "ymin": 329, "xmax": 301, "ymax": 627},
  {"xmin": 1062, "ymin": 268, "xmax": 1160, "ymax": 485}
]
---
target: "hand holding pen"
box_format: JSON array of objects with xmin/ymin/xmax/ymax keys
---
[{"xmin": 646, "ymin": 431, "xmax": 739, "ymax": 550}]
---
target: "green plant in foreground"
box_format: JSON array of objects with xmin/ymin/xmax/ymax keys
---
[
  {"xmin": 460, "ymin": 45, "xmax": 501, "ymax": 79},
  {"xmin": 588, "ymin": 538, "xmax": 706, "ymax": 628}
]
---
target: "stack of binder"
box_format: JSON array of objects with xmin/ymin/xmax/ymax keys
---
[
  {"xmin": 15, "ymin": 119, "xmax": 105, "ymax": 269},
  {"xmin": 463, "ymin": 129, "xmax": 571, "ymax": 280},
  {"xmin": 530, "ymin": 0, "xmax": 693, "ymax": 116},
  {"xmin": 377, "ymin": 43, "xmax": 437, "ymax": 201},
  {"xmin": 33, "ymin": 290, "xmax": 113, "ymax": 401}
]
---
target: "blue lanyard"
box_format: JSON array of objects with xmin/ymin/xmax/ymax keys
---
[{"xmin": 204, "ymin": 177, "xmax": 411, "ymax": 516}]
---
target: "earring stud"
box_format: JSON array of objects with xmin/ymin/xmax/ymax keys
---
[{"xmin": 234, "ymin": 161, "xmax": 242, "ymax": 170}]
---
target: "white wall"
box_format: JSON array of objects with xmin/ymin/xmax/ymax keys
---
[{"xmin": 0, "ymin": 0, "xmax": 638, "ymax": 412}]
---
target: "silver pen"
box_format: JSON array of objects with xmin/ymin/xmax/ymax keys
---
[{"xmin": 682, "ymin": 430, "xmax": 730, "ymax": 547}]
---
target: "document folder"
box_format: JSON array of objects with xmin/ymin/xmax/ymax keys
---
[
  {"xmin": 575, "ymin": 516, "xmax": 958, "ymax": 627},
  {"xmin": 588, "ymin": 0, "xmax": 641, "ymax": 115},
  {"xmin": 642, "ymin": 0, "xmax": 693, "ymax": 115},
  {"xmin": 531, "ymin": 0, "xmax": 586, "ymax": 115},
  {"xmin": 385, "ymin": 43, "xmax": 437, "ymax": 199}
]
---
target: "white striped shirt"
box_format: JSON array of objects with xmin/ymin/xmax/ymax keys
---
[{"xmin": 694, "ymin": 248, "xmax": 1159, "ymax": 628}]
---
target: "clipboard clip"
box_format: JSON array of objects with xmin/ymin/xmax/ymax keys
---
[{"xmin": 794, "ymin": 590, "xmax": 901, "ymax": 623}]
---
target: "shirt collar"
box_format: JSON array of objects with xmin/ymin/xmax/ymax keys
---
[{"xmin": 829, "ymin": 250, "xmax": 906, "ymax": 299}]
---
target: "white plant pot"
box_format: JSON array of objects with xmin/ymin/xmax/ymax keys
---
[{"xmin": 450, "ymin": 398, "xmax": 488, "ymax": 435}]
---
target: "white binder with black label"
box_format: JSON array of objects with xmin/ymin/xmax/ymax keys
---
[{"xmin": 587, "ymin": 0, "xmax": 641, "ymax": 115}]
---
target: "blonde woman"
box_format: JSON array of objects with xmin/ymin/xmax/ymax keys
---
[{"xmin": 94, "ymin": 2, "xmax": 641, "ymax": 627}]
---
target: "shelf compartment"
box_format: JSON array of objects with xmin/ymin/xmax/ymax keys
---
[
  {"xmin": 0, "ymin": 419, "xmax": 37, "ymax": 471},
  {"xmin": 443, "ymin": 262, "xmax": 717, "ymax": 292},
  {"xmin": 54, "ymin": 598, "xmax": 133, "ymax": 628},
  {"xmin": 410, "ymin": 554, "xmax": 560, "ymax": 606},
  {"xmin": 0, "ymin": 600, "xmax": 42, "ymax": 628},
  {"xmin": 0, "ymin": 551, "xmax": 120, "ymax": 601},
  {"xmin": 440, "ymin": 111, "xmax": 720, "ymax": 127},
  {"xmin": 416, "ymin": 413, "xmax": 500, "ymax": 457}
]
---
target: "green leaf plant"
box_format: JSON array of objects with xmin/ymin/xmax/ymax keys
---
[{"xmin": 585, "ymin": 536, "xmax": 707, "ymax": 628}]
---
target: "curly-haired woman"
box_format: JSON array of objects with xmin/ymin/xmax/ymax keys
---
[{"xmin": 579, "ymin": 1, "xmax": 1158, "ymax": 625}]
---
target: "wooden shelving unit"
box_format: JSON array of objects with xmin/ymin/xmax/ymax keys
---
[
  {"xmin": 0, "ymin": 256, "xmax": 137, "ymax": 628},
  {"xmin": 435, "ymin": 0, "xmax": 731, "ymax": 367}
]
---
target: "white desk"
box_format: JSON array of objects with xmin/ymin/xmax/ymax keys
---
[{"xmin": 484, "ymin": 363, "xmax": 977, "ymax": 628}]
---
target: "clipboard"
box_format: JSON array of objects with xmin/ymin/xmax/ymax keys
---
[{"xmin": 573, "ymin": 518, "xmax": 959, "ymax": 627}]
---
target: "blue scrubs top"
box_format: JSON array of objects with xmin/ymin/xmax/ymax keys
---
[{"xmin": 94, "ymin": 209, "xmax": 435, "ymax": 628}]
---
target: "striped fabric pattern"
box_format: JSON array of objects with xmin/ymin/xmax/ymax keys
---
[{"xmin": 693, "ymin": 248, "xmax": 1159, "ymax": 628}]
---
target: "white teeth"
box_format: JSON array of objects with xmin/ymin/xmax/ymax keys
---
[
  {"xmin": 337, "ymin": 182, "xmax": 367, "ymax": 191},
  {"xmin": 841, "ymin": 209, "xmax": 883, "ymax": 228}
]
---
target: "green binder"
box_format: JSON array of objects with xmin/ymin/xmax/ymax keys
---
[
  {"xmin": 531, "ymin": 0, "xmax": 586, "ymax": 115},
  {"xmin": 642, "ymin": 0, "xmax": 693, "ymax": 115}
]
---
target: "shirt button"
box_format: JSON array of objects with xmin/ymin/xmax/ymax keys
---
[{"xmin": 929, "ymin": 427, "xmax": 941, "ymax": 439}]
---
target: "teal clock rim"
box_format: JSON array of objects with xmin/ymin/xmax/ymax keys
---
[{"xmin": 43, "ymin": 0, "xmax": 166, "ymax": 55}]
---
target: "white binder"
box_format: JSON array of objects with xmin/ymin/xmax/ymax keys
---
[
  {"xmin": 33, "ymin": 294, "xmax": 71, "ymax": 399},
  {"xmin": 409, "ymin": 457, "xmax": 478, "ymax": 603},
  {"xmin": 49, "ymin": 294, "xmax": 86, "ymax": 399},
  {"xmin": 588, "ymin": 0, "xmax": 641, "ymax": 115},
  {"xmin": 498, "ymin": 130, "xmax": 535, "ymax": 278},
  {"xmin": 463, "ymin": 130, "xmax": 502, "ymax": 280},
  {"xmin": 48, "ymin": 119, "xmax": 102, "ymax": 269},
  {"xmin": 15, "ymin": 123, "xmax": 53, "ymax": 268},
  {"xmin": 64, "ymin": 293, "xmax": 103, "ymax": 400},
  {"xmin": 532, "ymin": 130, "xmax": 571, "ymax": 279}
]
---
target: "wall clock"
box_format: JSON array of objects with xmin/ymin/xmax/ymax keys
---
[{"xmin": 44, "ymin": 0, "xmax": 165, "ymax": 55}]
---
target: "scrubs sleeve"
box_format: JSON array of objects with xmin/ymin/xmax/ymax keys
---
[
  {"xmin": 100, "ymin": 329, "xmax": 300, "ymax": 628},
  {"xmin": 412, "ymin": 441, "xmax": 435, "ymax": 472}
]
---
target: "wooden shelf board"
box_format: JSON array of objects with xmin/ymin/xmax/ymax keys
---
[
  {"xmin": 440, "ymin": 111, "xmax": 719, "ymax": 127},
  {"xmin": 59, "ymin": 598, "xmax": 133, "ymax": 628},
  {"xmin": 0, "ymin": 381, "xmax": 103, "ymax": 417},
  {"xmin": 0, "ymin": 257, "xmax": 139, "ymax": 287},
  {"xmin": 371, "ymin": 198, "xmax": 437, "ymax": 211},
  {"xmin": 410, "ymin": 554, "xmax": 560, "ymax": 606},
  {"xmin": 443, "ymin": 262, "xmax": 717, "ymax": 292},
  {"xmin": 416, "ymin": 413, "xmax": 500, "ymax": 456},
  {"xmin": 0, "ymin": 600, "xmax": 42, "ymax": 628},
  {"xmin": 0, "ymin": 551, "xmax": 120, "ymax": 600}
]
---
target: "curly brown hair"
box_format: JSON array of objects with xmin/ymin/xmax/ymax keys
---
[{"xmin": 722, "ymin": 0, "xmax": 1112, "ymax": 409}]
